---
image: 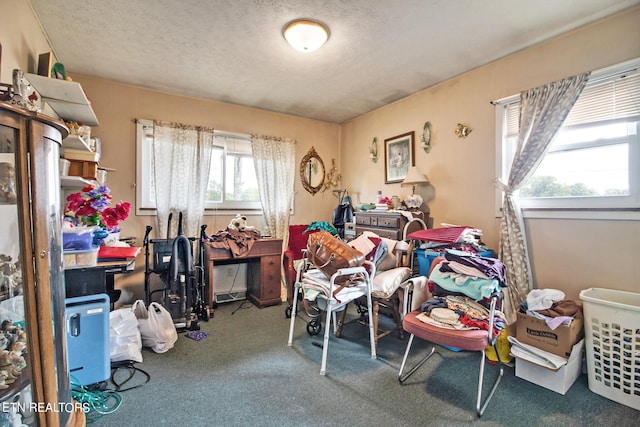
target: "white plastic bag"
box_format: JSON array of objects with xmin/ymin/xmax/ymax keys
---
[
  {"xmin": 132, "ymin": 300, "xmax": 178, "ymax": 353},
  {"xmin": 109, "ymin": 308, "xmax": 143, "ymax": 363}
]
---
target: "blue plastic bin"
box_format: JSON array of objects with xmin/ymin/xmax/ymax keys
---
[{"xmin": 63, "ymin": 229, "xmax": 94, "ymax": 251}]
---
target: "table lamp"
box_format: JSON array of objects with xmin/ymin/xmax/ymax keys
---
[{"xmin": 401, "ymin": 166, "xmax": 429, "ymax": 209}]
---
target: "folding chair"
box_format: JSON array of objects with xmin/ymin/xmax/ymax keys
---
[{"xmin": 397, "ymin": 258, "xmax": 507, "ymax": 417}]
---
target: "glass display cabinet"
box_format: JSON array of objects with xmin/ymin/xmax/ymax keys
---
[{"xmin": 0, "ymin": 102, "xmax": 74, "ymax": 426}]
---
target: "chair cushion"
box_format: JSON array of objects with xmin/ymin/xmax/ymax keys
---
[
  {"xmin": 403, "ymin": 310, "xmax": 489, "ymax": 351},
  {"xmin": 372, "ymin": 267, "xmax": 411, "ymax": 298},
  {"xmin": 376, "ymin": 251, "xmax": 398, "ymax": 272},
  {"xmin": 288, "ymin": 225, "xmax": 317, "ymax": 259}
]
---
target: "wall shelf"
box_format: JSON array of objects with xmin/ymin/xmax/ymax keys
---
[
  {"xmin": 25, "ymin": 73, "xmax": 99, "ymax": 126},
  {"xmin": 62, "ymin": 134, "xmax": 92, "ymax": 151},
  {"xmin": 61, "ymin": 175, "xmax": 95, "ymax": 189}
]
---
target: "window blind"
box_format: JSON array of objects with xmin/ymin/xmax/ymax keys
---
[{"xmin": 505, "ymin": 66, "xmax": 640, "ymax": 136}]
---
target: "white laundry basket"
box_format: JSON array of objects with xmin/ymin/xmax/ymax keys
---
[{"xmin": 579, "ymin": 288, "xmax": 640, "ymax": 410}]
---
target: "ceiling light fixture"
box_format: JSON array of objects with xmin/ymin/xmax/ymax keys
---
[{"xmin": 283, "ymin": 19, "xmax": 329, "ymax": 53}]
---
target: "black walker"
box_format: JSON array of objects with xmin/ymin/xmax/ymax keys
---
[{"xmin": 143, "ymin": 213, "xmax": 210, "ymax": 331}]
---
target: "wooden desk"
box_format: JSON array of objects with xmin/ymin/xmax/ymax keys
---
[
  {"xmin": 64, "ymin": 257, "xmax": 137, "ymax": 309},
  {"xmin": 204, "ymin": 239, "xmax": 283, "ymax": 309}
]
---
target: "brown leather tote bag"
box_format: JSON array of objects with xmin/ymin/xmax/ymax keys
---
[{"xmin": 306, "ymin": 231, "xmax": 365, "ymax": 282}]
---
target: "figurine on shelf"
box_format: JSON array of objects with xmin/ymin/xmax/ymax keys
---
[
  {"xmin": 0, "ymin": 370, "xmax": 10, "ymax": 389},
  {"xmin": 0, "ymin": 354, "xmax": 22, "ymax": 381},
  {"xmin": 9, "ymin": 69, "xmax": 40, "ymax": 112},
  {"xmin": 0, "ymin": 162, "xmax": 17, "ymax": 204}
]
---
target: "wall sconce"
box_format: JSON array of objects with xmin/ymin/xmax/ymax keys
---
[
  {"xmin": 420, "ymin": 121, "xmax": 432, "ymax": 153},
  {"xmin": 369, "ymin": 137, "xmax": 378, "ymax": 163},
  {"xmin": 455, "ymin": 123, "xmax": 472, "ymax": 138},
  {"xmin": 322, "ymin": 158, "xmax": 342, "ymax": 192}
]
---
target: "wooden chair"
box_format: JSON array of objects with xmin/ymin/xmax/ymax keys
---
[{"xmin": 341, "ymin": 232, "xmax": 428, "ymax": 348}]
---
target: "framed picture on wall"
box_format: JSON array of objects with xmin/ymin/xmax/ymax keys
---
[{"xmin": 384, "ymin": 131, "xmax": 415, "ymax": 183}]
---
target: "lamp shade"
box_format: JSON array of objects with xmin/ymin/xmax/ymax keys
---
[
  {"xmin": 401, "ymin": 166, "xmax": 428, "ymax": 209},
  {"xmin": 401, "ymin": 166, "xmax": 429, "ymax": 187},
  {"xmin": 283, "ymin": 19, "xmax": 329, "ymax": 52}
]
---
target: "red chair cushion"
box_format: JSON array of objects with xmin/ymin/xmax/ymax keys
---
[
  {"xmin": 283, "ymin": 250, "xmax": 296, "ymax": 288},
  {"xmin": 288, "ymin": 225, "xmax": 318, "ymax": 259},
  {"xmin": 403, "ymin": 310, "xmax": 489, "ymax": 351}
]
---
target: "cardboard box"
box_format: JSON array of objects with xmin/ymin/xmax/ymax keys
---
[
  {"xmin": 514, "ymin": 339, "xmax": 584, "ymax": 395},
  {"xmin": 516, "ymin": 311, "xmax": 583, "ymax": 358},
  {"xmin": 67, "ymin": 159, "xmax": 98, "ymax": 180}
]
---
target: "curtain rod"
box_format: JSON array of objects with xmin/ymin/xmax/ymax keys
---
[
  {"xmin": 133, "ymin": 118, "xmax": 252, "ymax": 139},
  {"xmin": 489, "ymin": 58, "xmax": 640, "ymax": 105}
]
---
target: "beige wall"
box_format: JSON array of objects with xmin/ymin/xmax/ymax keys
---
[
  {"xmin": 0, "ymin": 1, "xmax": 56, "ymax": 80},
  {"xmin": 342, "ymin": 6, "xmax": 640, "ymax": 299},
  {"xmin": 4, "ymin": 2, "xmax": 639, "ymax": 302},
  {"xmin": 70, "ymin": 75, "xmax": 341, "ymax": 242}
]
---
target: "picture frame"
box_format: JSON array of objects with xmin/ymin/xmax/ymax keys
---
[
  {"xmin": 37, "ymin": 51, "xmax": 54, "ymax": 77},
  {"xmin": 384, "ymin": 131, "xmax": 415, "ymax": 183}
]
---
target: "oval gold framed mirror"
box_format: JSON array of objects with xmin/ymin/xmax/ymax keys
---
[{"xmin": 300, "ymin": 146, "xmax": 325, "ymax": 195}]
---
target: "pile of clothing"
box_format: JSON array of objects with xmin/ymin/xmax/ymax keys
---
[
  {"xmin": 418, "ymin": 295, "xmax": 505, "ymax": 336},
  {"xmin": 417, "ymin": 251, "xmax": 507, "ymax": 335},
  {"xmin": 427, "ymin": 250, "xmax": 506, "ymax": 299},
  {"xmin": 520, "ymin": 289, "xmax": 583, "ymax": 329}
]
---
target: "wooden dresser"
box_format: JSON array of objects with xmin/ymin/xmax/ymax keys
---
[{"xmin": 355, "ymin": 211, "xmax": 428, "ymax": 240}]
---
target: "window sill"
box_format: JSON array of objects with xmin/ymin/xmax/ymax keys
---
[
  {"xmin": 520, "ymin": 208, "xmax": 640, "ymax": 221},
  {"xmin": 203, "ymin": 209, "xmax": 263, "ymax": 216}
]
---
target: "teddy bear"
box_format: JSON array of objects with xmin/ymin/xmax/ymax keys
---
[{"xmin": 227, "ymin": 214, "xmax": 256, "ymax": 233}]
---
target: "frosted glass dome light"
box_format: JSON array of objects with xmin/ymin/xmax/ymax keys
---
[{"xmin": 283, "ymin": 19, "xmax": 330, "ymax": 53}]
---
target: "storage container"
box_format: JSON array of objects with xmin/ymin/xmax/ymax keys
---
[
  {"xmin": 516, "ymin": 311, "xmax": 583, "ymax": 358},
  {"xmin": 579, "ymin": 287, "xmax": 640, "ymax": 410},
  {"xmin": 59, "ymin": 158, "xmax": 70, "ymax": 176},
  {"xmin": 63, "ymin": 228, "xmax": 94, "ymax": 251},
  {"xmin": 514, "ymin": 339, "xmax": 584, "ymax": 395},
  {"xmin": 63, "ymin": 248, "xmax": 98, "ymax": 269}
]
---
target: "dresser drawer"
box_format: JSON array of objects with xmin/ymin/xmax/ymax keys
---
[
  {"xmin": 355, "ymin": 215, "xmax": 372, "ymax": 226},
  {"xmin": 354, "ymin": 211, "xmax": 428, "ymax": 242},
  {"xmin": 355, "ymin": 226, "xmax": 402, "ymax": 240},
  {"xmin": 376, "ymin": 216, "xmax": 401, "ymax": 229}
]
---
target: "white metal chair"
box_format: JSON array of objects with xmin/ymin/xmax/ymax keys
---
[
  {"xmin": 397, "ymin": 258, "xmax": 507, "ymax": 417},
  {"xmin": 287, "ymin": 260, "xmax": 377, "ymax": 375}
]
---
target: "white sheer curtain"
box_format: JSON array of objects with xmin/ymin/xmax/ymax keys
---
[
  {"xmin": 497, "ymin": 73, "xmax": 590, "ymax": 323},
  {"xmin": 152, "ymin": 120, "xmax": 215, "ymax": 238},
  {"xmin": 250, "ymin": 134, "xmax": 296, "ymax": 245}
]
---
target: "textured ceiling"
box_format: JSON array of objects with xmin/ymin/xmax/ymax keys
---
[{"xmin": 29, "ymin": 0, "xmax": 639, "ymax": 124}]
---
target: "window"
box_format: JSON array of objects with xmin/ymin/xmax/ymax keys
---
[
  {"xmin": 496, "ymin": 58, "xmax": 640, "ymax": 219},
  {"xmin": 136, "ymin": 120, "xmax": 261, "ymax": 213}
]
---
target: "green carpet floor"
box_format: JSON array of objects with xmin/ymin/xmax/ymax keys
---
[{"xmin": 90, "ymin": 300, "xmax": 637, "ymax": 426}]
